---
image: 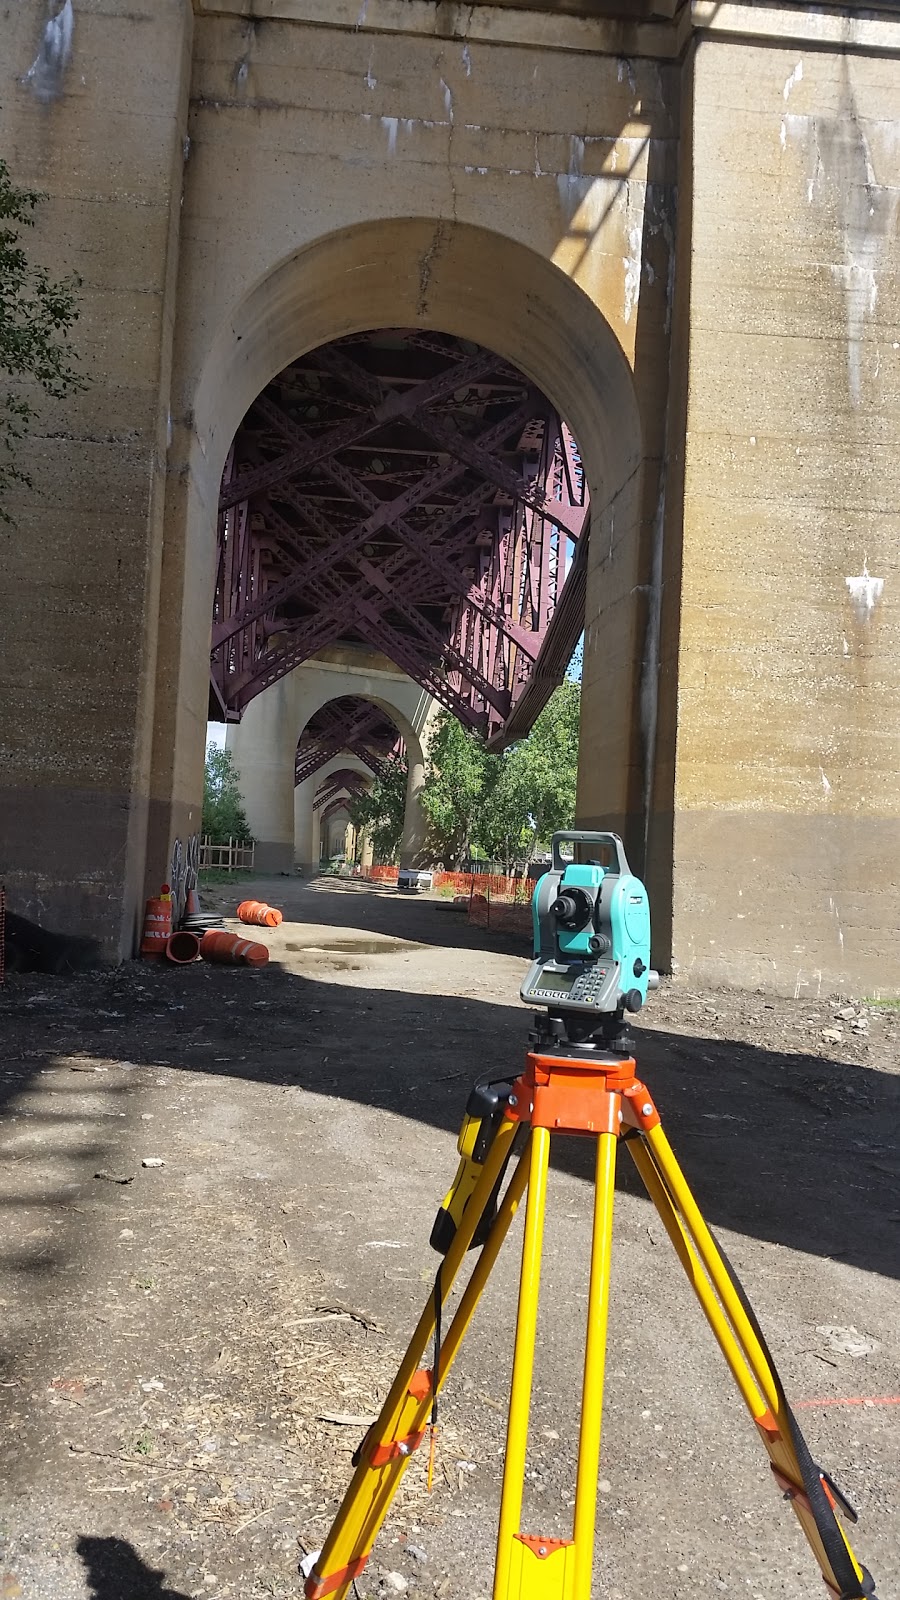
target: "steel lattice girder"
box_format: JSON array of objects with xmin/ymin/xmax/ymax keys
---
[
  {"xmin": 295, "ymin": 697, "xmax": 402, "ymax": 788},
  {"xmin": 210, "ymin": 329, "xmax": 588, "ymax": 739},
  {"xmin": 313, "ymin": 768, "xmax": 370, "ymax": 812}
]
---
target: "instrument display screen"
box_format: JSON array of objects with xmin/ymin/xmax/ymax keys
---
[{"xmin": 532, "ymin": 969, "xmax": 577, "ymax": 995}]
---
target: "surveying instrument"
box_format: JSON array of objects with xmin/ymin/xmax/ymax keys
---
[{"xmin": 304, "ymin": 833, "xmax": 879, "ymax": 1600}]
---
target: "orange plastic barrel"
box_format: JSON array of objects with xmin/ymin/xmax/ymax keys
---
[
  {"xmin": 199, "ymin": 930, "xmax": 269, "ymax": 967},
  {"xmin": 166, "ymin": 931, "xmax": 201, "ymax": 964},
  {"xmin": 236, "ymin": 900, "xmax": 283, "ymax": 928},
  {"xmin": 140, "ymin": 887, "xmax": 173, "ymax": 957}
]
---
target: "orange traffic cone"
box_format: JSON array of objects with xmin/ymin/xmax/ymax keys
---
[
  {"xmin": 237, "ymin": 900, "xmax": 283, "ymax": 928},
  {"xmin": 199, "ymin": 930, "xmax": 269, "ymax": 967},
  {"xmin": 166, "ymin": 931, "xmax": 201, "ymax": 964},
  {"xmin": 140, "ymin": 885, "xmax": 173, "ymax": 958}
]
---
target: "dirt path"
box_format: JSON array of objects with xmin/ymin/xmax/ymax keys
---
[{"xmin": 0, "ymin": 878, "xmax": 897, "ymax": 1599}]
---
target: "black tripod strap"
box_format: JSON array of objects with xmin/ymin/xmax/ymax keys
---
[
  {"xmin": 715, "ymin": 1240, "xmax": 878, "ymax": 1600},
  {"xmin": 431, "ymin": 1262, "xmax": 442, "ymax": 1430}
]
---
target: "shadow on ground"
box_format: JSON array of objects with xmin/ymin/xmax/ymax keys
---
[
  {"xmin": 1, "ymin": 893, "xmax": 897, "ymax": 1285},
  {"xmin": 76, "ymin": 1538, "xmax": 190, "ymax": 1599}
]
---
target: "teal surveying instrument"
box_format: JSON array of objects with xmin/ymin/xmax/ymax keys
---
[
  {"xmin": 303, "ymin": 833, "xmax": 879, "ymax": 1600},
  {"xmin": 520, "ymin": 830, "xmax": 655, "ymax": 1031}
]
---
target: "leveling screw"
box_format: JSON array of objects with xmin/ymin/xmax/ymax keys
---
[
  {"xmin": 642, "ymin": 1103, "xmax": 653, "ymax": 1117},
  {"xmin": 509, "ymin": 1095, "xmax": 517, "ymax": 1106}
]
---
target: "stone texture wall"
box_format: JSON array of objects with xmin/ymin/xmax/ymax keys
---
[
  {"xmin": 0, "ymin": 1, "xmax": 193, "ymax": 957},
  {"xmin": 671, "ymin": 33, "xmax": 900, "ymax": 994},
  {"xmin": 156, "ymin": 13, "xmax": 665, "ymax": 930}
]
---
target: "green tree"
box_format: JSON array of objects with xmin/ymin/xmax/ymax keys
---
[
  {"xmin": 202, "ymin": 747, "xmax": 254, "ymax": 844},
  {"xmin": 419, "ymin": 682, "xmax": 580, "ymax": 871},
  {"xmin": 1, "ymin": 158, "xmax": 84, "ymax": 525},
  {"xmin": 347, "ymin": 758, "xmax": 407, "ymax": 864},
  {"xmin": 420, "ymin": 713, "xmax": 502, "ymax": 866},
  {"xmin": 503, "ymin": 678, "xmax": 580, "ymax": 858}
]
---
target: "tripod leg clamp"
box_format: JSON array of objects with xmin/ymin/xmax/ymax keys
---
[{"xmin": 430, "ymin": 1075, "xmax": 516, "ymax": 1255}]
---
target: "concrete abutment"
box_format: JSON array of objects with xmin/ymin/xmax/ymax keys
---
[{"xmin": 1, "ymin": 3, "xmax": 898, "ymax": 993}]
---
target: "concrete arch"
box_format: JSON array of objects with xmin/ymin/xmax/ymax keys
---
[
  {"xmin": 157, "ymin": 217, "xmax": 644, "ymax": 915},
  {"xmin": 313, "ymin": 755, "xmax": 377, "ymax": 792},
  {"xmin": 227, "ymin": 658, "xmax": 434, "ymax": 873},
  {"xmin": 190, "ymin": 217, "xmax": 641, "ymax": 503},
  {"xmin": 306, "ymin": 756, "xmax": 375, "ymax": 875}
]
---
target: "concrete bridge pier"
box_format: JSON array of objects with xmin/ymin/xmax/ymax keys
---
[
  {"xmin": 225, "ymin": 681, "xmax": 296, "ymax": 874},
  {"xmin": 399, "ymin": 753, "xmax": 428, "ymax": 871},
  {"xmin": 293, "ymin": 781, "xmax": 317, "ymax": 876}
]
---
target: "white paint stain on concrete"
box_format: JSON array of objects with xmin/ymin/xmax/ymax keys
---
[
  {"xmin": 23, "ymin": 0, "xmax": 74, "ymax": 103},
  {"xmin": 831, "ymin": 256, "xmax": 879, "ymax": 406},
  {"xmin": 623, "ymin": 223, "xmax": 643, "ymax": 324},
  {"xmin": 783, "ymin": 60, "xmax": 804, "ymax": 99},
  {"xmin": 381, "ymin": 116, "xmax": 398, "ymax": 156},
  {"xmin": 845, "ymin": 559, "xmax": 884, "ymax": 622},
  {"xmin": 820, "ymin": 768, "xmax": 832, "ymax": 795},
  {"xmin": 555, "ymin": 135, "xmax": 585, "ymax": 214},
  {"xmin": 462, "ymin": 44, "xmax": 472, "ymax": 78},
  {"xmin": 365, "ymin": 48, "xmax": 376, "ymax": 90},
  {"xmin": 617, "ymin": 57, "xmax": 636, "ymax": 95}
]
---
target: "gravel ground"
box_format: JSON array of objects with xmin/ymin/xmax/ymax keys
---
[{"xmin": 0, "ymin": 877, "xmax": 897, "ymax": 1600}]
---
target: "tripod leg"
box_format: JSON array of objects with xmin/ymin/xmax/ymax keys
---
[
  {"xmin": 494, "ymin": 1125, "xmax": 590, "ymax": 1600},
  {"xmin": 305, "ymin": 1116, "xmax": 526, "ymax": 1600},
  {"xmin": 572, "ymin": 1129, "xmax": 618, "ymax": 1600},
  {"xmin": 628, "ymin": 1119, "xmax": 875, "ymax": 1600}
]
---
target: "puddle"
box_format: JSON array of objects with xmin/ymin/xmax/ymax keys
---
[{"xmin": 282, "ymin": 939, "xmax": 426, "ymax": 957}]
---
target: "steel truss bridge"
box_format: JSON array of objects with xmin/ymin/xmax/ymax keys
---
[{"xmin": 211, "ymin": 329, "xmax": 588, "ymax": 764}]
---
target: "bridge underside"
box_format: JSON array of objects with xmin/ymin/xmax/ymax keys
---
[
  {"xmin": 211, "ymin": 330, "xmax": 587, "ymax": 744},
  {"xmin": 295, "ymin": 697, "xmax": 402, "ymax": 788}
]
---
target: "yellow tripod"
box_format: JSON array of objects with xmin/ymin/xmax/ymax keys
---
[{"xmin": 303, "ymin": 1042, "xmax": 878, "ymax": 1600}]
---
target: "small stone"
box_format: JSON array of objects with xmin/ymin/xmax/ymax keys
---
[
  {"xmin": 820, "ymin": 1028, "xmax": 843, "ymax": 1044},
  {"xmin": 383, "ymin": 1575, "xmax": 408, "ymax": 1594},
  {"xmin": 141, "ymin": 1157, "xmax": 165, "ymax": 1169},
  {"xmin": 598, "ymin": 1478, "xmax": 612, "ymax": 1493},
  {"xmin": 816, "ymin": 1324, "xmax": 880, "ymax": 1358},
  {"xmin": 118, "ymin": 1229, "xmax": 134, "ymax": 1240},
  {"xmin": 835, "ymin": 1005, "xmax": 856, "ymax": 1020},
  {"xmin": 407, "ymin": 1546, "xmax": 428, "ymax": 1563}
]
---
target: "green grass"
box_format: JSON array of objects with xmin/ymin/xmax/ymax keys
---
[
  {"xmin": 198, "ymin": 867, "xmax": 257, "ymax": 886},
  {"xmin": 865, "ymin": 996, "xmax": 900, "ymax": 1007}
]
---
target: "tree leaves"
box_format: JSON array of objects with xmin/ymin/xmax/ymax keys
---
[
  {"xmin": 420, "ymin": 682, "xmax": 580, "ymax": 871},
  {"xmin": 203, "ymin": 748, "xmax": 254, "ymax": 844},
  {"xmin": 347, "ymin": 757, "xmax": 407, "ymax": 863}
]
